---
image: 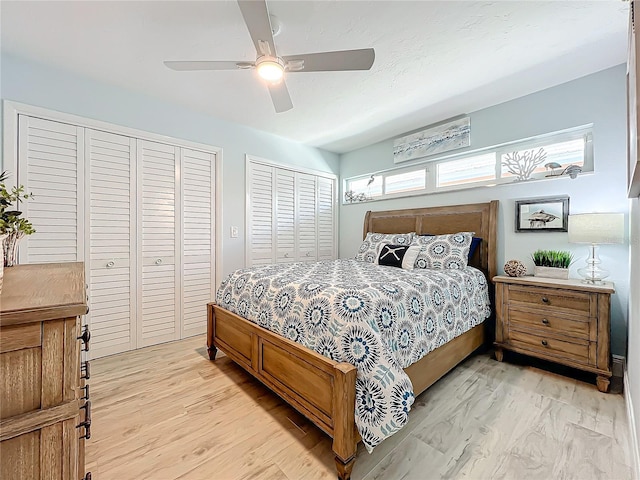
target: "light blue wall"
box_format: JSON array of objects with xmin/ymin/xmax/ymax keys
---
[
  {"xmin": 339, "ymin": 64, "xmax": 630, "ymax": 355},
  {"xmin": 0, "ymin": 53, "xmax": 339, "ymax": 278}
]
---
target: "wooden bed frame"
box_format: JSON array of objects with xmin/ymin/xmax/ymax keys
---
[{"xmin": 207, "ymin": 200, "xmax": 498, "ymax": 479}]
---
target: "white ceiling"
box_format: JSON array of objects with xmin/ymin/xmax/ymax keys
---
[{"xmin": 0, "ymin": 1, "xmax": 629, "ymax": 154}]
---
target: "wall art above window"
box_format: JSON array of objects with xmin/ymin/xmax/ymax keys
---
[{"xmin": 393, "ymin": 117, "xmax": 470, "ymax": 164}]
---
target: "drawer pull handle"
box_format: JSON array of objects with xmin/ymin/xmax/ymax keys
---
[
  {"xmin": 155, "ymin": 258, "xmax": 163, "ymax": 265},
  {"xmin": 81, "ymin": 384, "xmax": 90, "ymax": 401},
  {"xmin": 106, "ymin": 261, "xmax": 115, "ymax": 268},
  {"xmin": 541, "ymin": 296, "xmax": 549, "ymax": 304},
  {"xmin": 81, "ymin": 360, "xmax": 91, "ymax": 380},
  {"xmin": 78, "ymin": 326, "xmax": 91, "ymax": 352},
  {"xmin": 77, "ymin": 401, "xmax": 92, "ymax": 440},
  {"xmin": 84, "ymin": 473, "xmax": 92, "ymax": 480},
  {"xmin": 542, "ymin": 318, "xmax": 550, "ymax": 325},
  {"xmin": 541, "ymin": 340, "xmax": 548, "ymax": 346}
]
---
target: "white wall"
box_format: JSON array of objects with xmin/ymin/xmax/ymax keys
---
[
  {"xmin": 0, "ymin": 53, "xmax": 339, "ymax": 278},
  {"xmin": 628, "ymin": 197, "xmax": 640, "ymax": 463},
  {"xmin": 339, "ymin": 65, "xmax": 630, "ymax": 355}
]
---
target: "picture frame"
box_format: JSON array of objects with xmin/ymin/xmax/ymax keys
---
[
  {"xmin": 393, "ymin": 117, "xmax": 470, "ymax": 164},
  {"xmin": 515, "ymin": 196, "xmax": 569, "ymax": 232}
]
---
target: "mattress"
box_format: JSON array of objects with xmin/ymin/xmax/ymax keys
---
[{"xmin": 216, "ymin": 259, "xmax": 491, "ymax": 451}]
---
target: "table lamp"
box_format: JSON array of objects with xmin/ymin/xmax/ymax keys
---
[{"xmin": 568, "ymin": 213, "xmax": 624, "ymax": 284}]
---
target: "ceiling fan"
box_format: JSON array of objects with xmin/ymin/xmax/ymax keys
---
[{"xmin": 164, "ymin": 0, "xmax": 375, "ymax": 113}]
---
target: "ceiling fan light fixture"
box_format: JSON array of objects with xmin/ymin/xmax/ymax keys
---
[{"xmin": 256, "ymin": 56, "xmax": 285, "ymax": 83}]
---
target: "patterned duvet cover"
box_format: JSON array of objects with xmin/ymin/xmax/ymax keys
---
[{"xmin": 216, "ymin": 259, "xmax": 491, "ymax": 452}]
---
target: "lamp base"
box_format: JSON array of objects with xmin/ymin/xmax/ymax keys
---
[{"xmin": 577, "ymin": 244, "xmax": 609, "ymax": 285}]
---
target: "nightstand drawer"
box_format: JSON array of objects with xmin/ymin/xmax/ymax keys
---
[
  {"xmin": 509, "ymin": 330, "xmax": 590, "ymax": 364},
  {"xmin": 508, "ymin": 308, "xmax": 592, "ymax": 341},
  {"xmin": 508, "ymin": 285, "xmax": 590, "ymax": 313}
]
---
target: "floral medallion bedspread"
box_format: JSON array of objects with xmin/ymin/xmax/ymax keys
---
[{"xmin": 216, "ymin": 259, "xmax": 491, "ymax": 452}]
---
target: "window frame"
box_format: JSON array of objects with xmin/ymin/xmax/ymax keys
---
[{"xmin": 343, "ymin": 125, "xmax": 593, "ymax": 204}]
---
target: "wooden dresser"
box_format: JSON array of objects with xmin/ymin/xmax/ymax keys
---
[
  {"xmin": 0, "ymin": 263, "xmax": 90, "ymax": 479},
  {"xmin": 493, "ymin": 275, "xmax": 614, "ymax": 392}
]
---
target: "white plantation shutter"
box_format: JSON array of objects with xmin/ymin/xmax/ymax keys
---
[
  {"xmin": 297, "ymin": 173, "xmax": 317, "ymax": 261},
  {"xmin": 182, "ymin": 148, "xmax": 215, "ymax": 337},
  {"xmin": 86, "ymin": 129, "xmax": 136, "ymax": 357},
  {"xmin": 247, "ymin": 162, "xmax": 275, "ymax": 266},
  {"xmin": 317, "ymin": 176, "xmax": 335, "ymax": 260},
  {"xmin": 138, "ymin": 140, "xmax": 179, "ymax": 347},
  {"xmin": 14, "ymin": 109, "xmax": 217, "ymax": 358},
  {"xmin": 275, "ymin": 169, "xmax": 295, "ymax": 263},
  {"xmin": 246, "ymin": 157, "xmax": 337, "ymax": 267},
  {"xmin": 18, "ymin": 116, "xmax": 84, "ymax": 264}
]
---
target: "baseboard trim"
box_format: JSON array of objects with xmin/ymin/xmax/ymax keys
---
[{"xmin": 623, "ymin": 367, "xmax": 640, "ymax": 480}]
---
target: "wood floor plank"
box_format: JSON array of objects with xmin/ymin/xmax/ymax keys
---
[{"xmin": 85, "ymin": 335, "xmax": 634, "ymax": 480}]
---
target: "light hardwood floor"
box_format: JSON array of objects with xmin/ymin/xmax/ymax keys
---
[{"xmin": 86, "ymin": 336, "xmax": 634, "ymax": 480}]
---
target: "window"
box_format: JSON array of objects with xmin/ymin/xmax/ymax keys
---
[
  {"xmin": 385, "ymin": 169, "xmax": 426, "ymax": 194},
  {"xmin": 344, "ymin": 125, "xmax": 592, "ymax": 204}
]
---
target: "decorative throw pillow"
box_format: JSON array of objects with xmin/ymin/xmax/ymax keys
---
[
  {"xmin": 416, "ymin": 234, "xmax": 482, "ymax": 262},
  {"xmin": 467, "ymin": 237, "xmax": 482, "ymax": 261},
  {"xmin": 375, "ymin": 244, "xmax": 421, "ymax": 270},
  {"xmin": 355, "ymin": 232, "xmax": 415, "ymax": 263},
  {"xmin": 413, "ymin": 232, "xmax": 474, "ymax": 269}
]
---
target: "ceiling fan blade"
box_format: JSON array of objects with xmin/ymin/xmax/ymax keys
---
[
  {"xmin": 164, "ymin": 61, "xmax": 254, "ymax": 71},
  {"xmin": 267, "ymin": 80, "xmax": 293, "ymax": 113},
  {"xmin": 237, "ymin": 0, "xmax": 277, "ymax": 57},
  {"xmin": 282, "ymin": 48, "xmax": 375, "ymax": 72}
]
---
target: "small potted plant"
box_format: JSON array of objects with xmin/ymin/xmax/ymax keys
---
[
  {"xmin": 0, "ymin": 171, "xmax": 35, "ymax": 267},
  {"xmin": 531, "ymin": 249, "xmax": 572, "ymax": 280}
]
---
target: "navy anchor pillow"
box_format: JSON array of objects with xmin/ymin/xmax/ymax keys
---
[{"xmin": 375, "ymin": 244, "xmax": 421, "ymax": 270}]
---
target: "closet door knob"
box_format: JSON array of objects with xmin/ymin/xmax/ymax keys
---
[
  {"xmin": 305, "ymin": 252, "xmax": 310, "ymax": 257},
  {"xmin": 155, "ymin": 258, "xmax": 163, "ymax": 265},
  {"xmin": 284, "ymin": 253, "xmax": 289, "ymax": 258},
  {"xmin": 106, "ymin": 261, "xmax": 115, "ymax": 268}
]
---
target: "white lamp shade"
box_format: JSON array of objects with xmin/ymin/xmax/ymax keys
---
[{"xmin": 568, "ymin": 213, "xmax": 624, "ymax": 244}]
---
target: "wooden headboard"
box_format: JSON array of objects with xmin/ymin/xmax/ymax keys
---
[{"xmin": 363, "ymin": 200, "xmax": 499, "ymax": 282}]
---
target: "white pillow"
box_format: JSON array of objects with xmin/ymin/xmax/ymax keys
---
[{"xmin": 375, "ymin": 243, "xmax": 421, "ymax": 270}]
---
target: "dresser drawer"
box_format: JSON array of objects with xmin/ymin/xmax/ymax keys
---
[
  {"xmin": 508, "ymin": 329, "xmax": 591, "ymax": 365},
  {"xmin": 507, "ymin": 308, "xmax": 592, "ymax": 341},
  {"xmin": 508, "ymin": 285, "xmax": 591, "ymax": 314}
]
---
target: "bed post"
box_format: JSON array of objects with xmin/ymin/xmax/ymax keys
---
[
  {"xmin": 332, "ymin": 362, "xmax": 357, "ymax": 480},
  {"xmin": 207, "ymin": 303, "xmax": 218, "ymax": 360}
]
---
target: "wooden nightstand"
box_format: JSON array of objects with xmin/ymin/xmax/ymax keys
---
[{"xmin": 493, "ymin": 275, "xmax": 614, "ymax": 392}]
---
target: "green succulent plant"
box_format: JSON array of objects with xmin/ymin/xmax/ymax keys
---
[
  {"xmin": 0, "ymin": 171, "xmax": 35, "ymax": 235},
  {"xmin": 531, "ymin": 249, "xmax": 573, "ymax": 269}
]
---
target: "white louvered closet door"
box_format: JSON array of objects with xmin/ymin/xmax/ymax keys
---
[
  {"xmin": 296, "ymin": 173, "xmax": 317, "ymax": 261},
  {"xmin": 181, "ymin": 148, "xmax": 215, "ymax": 337},
  {"xmin": 86, "ymin": 129, "xmax": 136, "ymax": 358},
  {"xmin": 275, "ymin": 169, "xmax": 295, "ymax": 263},
  {"xmin": 17, "ymin": 116, "xmax": 84, "ymax": 264},
  {"xmin": 247, "ymin": 162, "xmax": 275, "ymax": 266},
  {"xmin": 317, "ymin": 176, "xmax": 336, "ymax": 260},
  {"xmin": 138, "ymin": 140, "xmax": 179, "ymax": 347}
]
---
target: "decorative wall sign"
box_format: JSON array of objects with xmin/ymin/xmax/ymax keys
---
[
  {"xmin": 515, "ymin": 196, "xmax": 569, "ymax": 232},
  {"xmin": 393, "ymin": 117, "xmax": 470, "ymax": 164}
]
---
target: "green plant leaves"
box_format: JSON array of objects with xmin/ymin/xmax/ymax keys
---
[{"xmin": 531, "ymin": 249, "xmax": 573, "ymax": 268}]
